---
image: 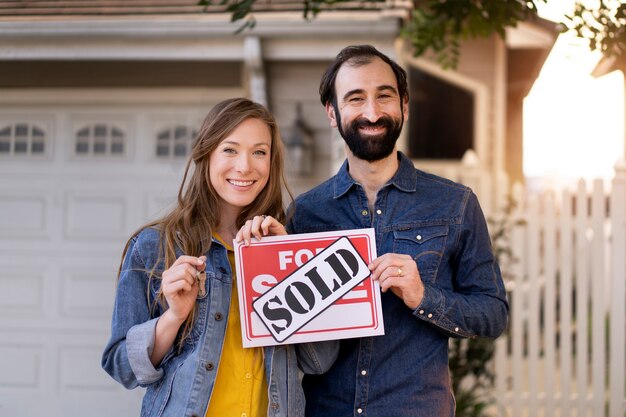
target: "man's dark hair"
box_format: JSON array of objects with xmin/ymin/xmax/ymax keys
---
[{"xmin": 319, "ymin": 44, "xmax": 409, "ymax": 107}]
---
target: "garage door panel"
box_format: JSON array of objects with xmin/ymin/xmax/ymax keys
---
[
  {"xmin": 56, "ymin": 332, "xmax": 144, "ymax": 416},
  {"xmin": 59, "ymin": 343, "xmax": 120, "ymax": 391},
  {"xmin": 0, "ymin": 193, "xmax": 50, "ymax": 239},
  {"xmin": 55, "ymin": 389, "xmax": 143, "ymax": 417},
  {"xmin": 0, "ymin": 344, "xmax": 43, "ymax": 388},
  {"xmin": 64, "ymin": 191, "xmax": 129, "ymax": 240},
  {"xmin": 0, "ymin": 271, "xmax": 45, "ymax": 318},
  {"xmin": 144, "ymin": 187, "xmax": 178, "ymax": 221},
  {"xmin": 59, "ymin": 267, "xmax": 117, "ymax": 320},
  {"xmin": 0, "ymin": 254, "xmax": 119, "ymax": 329},
  {"xmin": 0, "ymin": 330, "xmax": 143, "ymax": 417}
]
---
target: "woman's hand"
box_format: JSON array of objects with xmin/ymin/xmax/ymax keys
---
[
  {"xmin": 236, "ymin": 215, "xmax": 287, "ymax": 246},
  {"xmin": 161, "ymin": 255, "xmax": 206, "ymax": 322},
  {"xmin": 151, "ymin": 254, "xmax": 206, "ymax": 366}
]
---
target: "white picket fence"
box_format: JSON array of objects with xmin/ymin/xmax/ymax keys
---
[{"xmin": 483, "ymin": 160, "xmax": 626, "ymax": 417}]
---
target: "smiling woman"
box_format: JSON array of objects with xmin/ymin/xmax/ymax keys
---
[{"xmin": 101, "ymin": 98, "xmax": 337, "ymax": 417}]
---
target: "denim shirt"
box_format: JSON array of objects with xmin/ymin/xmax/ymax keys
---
[
  {"xmin": 287, "ymin": 152, "xmax": 509, "ymax": 417},
  {"xmin": 101, "ymin": 228, "xmax": 337, "ymax": 417}
]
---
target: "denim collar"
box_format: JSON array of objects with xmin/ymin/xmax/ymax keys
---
[{"xmin": 333, "ymin": 151, "xmax": 417, "ymax": 199}]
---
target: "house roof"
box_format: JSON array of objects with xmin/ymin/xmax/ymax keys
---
[{"xmin": 0, "ymin": 0, "xmax": 407, "ymax": 18}]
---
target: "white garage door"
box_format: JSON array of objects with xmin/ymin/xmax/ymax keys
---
[{"xmin": 0, "ymin": 92, "xmax": 228, "ymax": 417}]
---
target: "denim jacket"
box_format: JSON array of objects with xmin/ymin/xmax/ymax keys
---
[
  {"xmin": 101, "ymin": 228, "xmax": 337, "ymax": 417},
  {"xmin": 287, "ymin": 152, "xmax": 509, "ymax": 417}
]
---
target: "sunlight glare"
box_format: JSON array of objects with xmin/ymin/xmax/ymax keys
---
[{"xmin": 523, "ymin": 1, "xmax": 625, "ymax": 190}]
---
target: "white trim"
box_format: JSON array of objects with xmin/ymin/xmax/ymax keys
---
[
  {"xmin": 264, "ymin": 37, "xmax": 400, "ymax": 61},
  {"xmin": 0, "ymin": 88, "xmax": 244, "ymax": 105},
  {"xmin": 0, "ymin": 12, "xmax": 401, "ymax": 36},
  {"xmin": 243, "ymin": 36, "xmax": 267, "ymax": 106},
  {"xmin": 493, "ymin": 37, "xmax": 507, "ymax": 179},
  {"xmin": 0, "ymin": 13, "xmax": 401, "ymax": 60},
  {"xmin": 0, "ymin": 37, "xmax": 245, "ymax": 61},
  {"xmin": 505, "ymin": 21, "xmax": 556, "ymax": 49}
]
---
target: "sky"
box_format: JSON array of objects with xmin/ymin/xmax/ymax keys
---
[{"xmin": 523, "ymin": 1, "xmax": 625, "ymax": 189}]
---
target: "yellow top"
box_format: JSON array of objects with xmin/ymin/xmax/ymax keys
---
[{"xmin": 205, "ymin": 235, "xmax": 268, "ymax": 417}]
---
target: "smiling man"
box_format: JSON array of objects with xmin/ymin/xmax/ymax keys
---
[{"xmin": 286, "ymin": 45, "xmax": 509, "ymax": 417}]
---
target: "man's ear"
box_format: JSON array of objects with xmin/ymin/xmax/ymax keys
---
[
  {"xmin": 325, "ymin": 102, "xmax": 338, "ymax": 128},
  {"xmin": 402, "ymin": 95, "xmax": 409, "ymax": 121}
]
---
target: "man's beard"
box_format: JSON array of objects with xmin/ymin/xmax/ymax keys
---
[{"xmin": 335, "ymin": 108, "xmax": 403, "ymax": 162}]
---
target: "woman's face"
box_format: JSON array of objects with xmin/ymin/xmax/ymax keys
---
[{"xmin": 209, "ymin": 117, "xmax": 272, "ymax": 220}]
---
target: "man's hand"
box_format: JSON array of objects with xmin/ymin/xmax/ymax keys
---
[{"xmin": 368, "ymin": 253, "xmax": 424, "ymax": 309}]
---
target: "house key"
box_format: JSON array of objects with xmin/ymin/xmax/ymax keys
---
[{"xmin": 196, "ymin": 269, "xmax": 207, "ymax": 298}]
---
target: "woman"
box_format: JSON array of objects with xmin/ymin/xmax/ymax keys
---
[{"xmin": 101, "ymin": 98, "xmax": 337, "ymax": 417}]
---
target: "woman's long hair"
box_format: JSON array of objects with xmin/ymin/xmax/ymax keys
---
[{"xmin": 119, "ymin": 97, "xmax": 291, "ymax": 346}]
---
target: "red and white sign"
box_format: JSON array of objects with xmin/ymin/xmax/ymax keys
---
[{"xmin": 234, "ymin": 228, "xmax": 384, "ymax": 347}]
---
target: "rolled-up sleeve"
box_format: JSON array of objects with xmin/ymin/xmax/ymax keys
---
[
  {"xmin": 101, "ymin": 233, "xmax": 167, "ymax": 389},
  {"xmin": 126, "ymin": 318, "xmax": 164, "ymax": 385}
]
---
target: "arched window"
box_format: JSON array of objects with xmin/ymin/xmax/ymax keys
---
[
  {"xmin": 156, "ymin": 125, "xmax": 197, "ymax": 159},
  {"xmin": 0, "ymin": 123, "xmax": 46, "ymax": 156},
  {"xmin": 75, "ymin": 124, "xmax": 125, "ymax": 156}
]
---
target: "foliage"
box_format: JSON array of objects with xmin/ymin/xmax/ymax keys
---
[
  {"xmin": 449, "ymin": 338, "xmax": 496, "ymax": 417},
  {"xmin": 402, "ymin": 0, "xmax": 546, "ymax": 68},
  {"xmin": 563, "ymin": 0, "xmax": 626, "ymax": 59}
]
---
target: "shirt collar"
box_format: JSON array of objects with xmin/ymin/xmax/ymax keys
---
[{"xmin": 333, "ymin": 151, "xmax": 416, "ymax": 199}]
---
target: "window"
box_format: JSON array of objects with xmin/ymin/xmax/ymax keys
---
[
  {"xmin": 0, "ymin": 123, "xmax": 46, "ymax": 156},
  {"xmin": 408, "ymin": 67, "xmax": 474, "ymax": 160},
  {"xmin": 75, "ymin": 124, "xmax": 125, "ymax": 156},
  {"xmin": 156, "ymin": 125, "xmax": 197, "ymax": 159}
]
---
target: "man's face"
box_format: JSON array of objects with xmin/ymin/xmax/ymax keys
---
[{"xmin": 327, "ymin": 57, "xmax": 408, "ymax": 162}]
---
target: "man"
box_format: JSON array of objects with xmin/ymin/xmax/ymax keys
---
[{"xmin": 286, "ymin": 45, "xmax": 509, "ymax": 416}]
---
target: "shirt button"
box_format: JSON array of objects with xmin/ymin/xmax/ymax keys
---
[
  {"xmin": 361, "ymin": 370, "xmax": 367, "ymax": 376},
  {"xmin": 376, "ymin": 209, "xmax": 382, "ymax": 215},
  {"xmin": 427, "ymin": 313, "xmax": 433, "ymax": 318},
  {"xmin": 416, "ymin": 234, "xmax": 422, "ymax": 241},
  {"xmin": 215, "ymin": 313, "xmax": 223, "ymax": 321},
  {"xmin": 361, "ymin": 210, "xmax": 368, "ymax": 216},
  {"xmin": 271, "ymin": 403, "xmax": 279, "ymax": 410},
  {"xmin": 205, "ymin": 362, "xmax": 214, "ymax": 371},
  {"xmin": 242, "ymin": 413, "xmax": 247, "ymax": 417},
  {"xmin": 455, "ymin": 327, "xmax": 459, "ymax": 332},
  {"xmin": 419, "ymin": 310, "xmax": 424, "ymax": 315},
  {"xmin": 357, "ymin": 408, "xmax": 363, "ymax": 414},
  {"xmin": 245, "ymin": 373, "xmax": 252, "ymax": 379}
]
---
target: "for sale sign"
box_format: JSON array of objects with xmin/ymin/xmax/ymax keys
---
[{"xmin": 234, "ymin": 228, "xmax": 384, "ymax": 347}]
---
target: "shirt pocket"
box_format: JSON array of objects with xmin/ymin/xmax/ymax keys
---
[{"xmin": 392, "ymin": 225, "xmax": 448, "ymax": 284}]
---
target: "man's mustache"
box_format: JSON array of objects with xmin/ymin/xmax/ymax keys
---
[{"xmin": 352, "ymin": 117, "xmax": 395, "ymax": 130}]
